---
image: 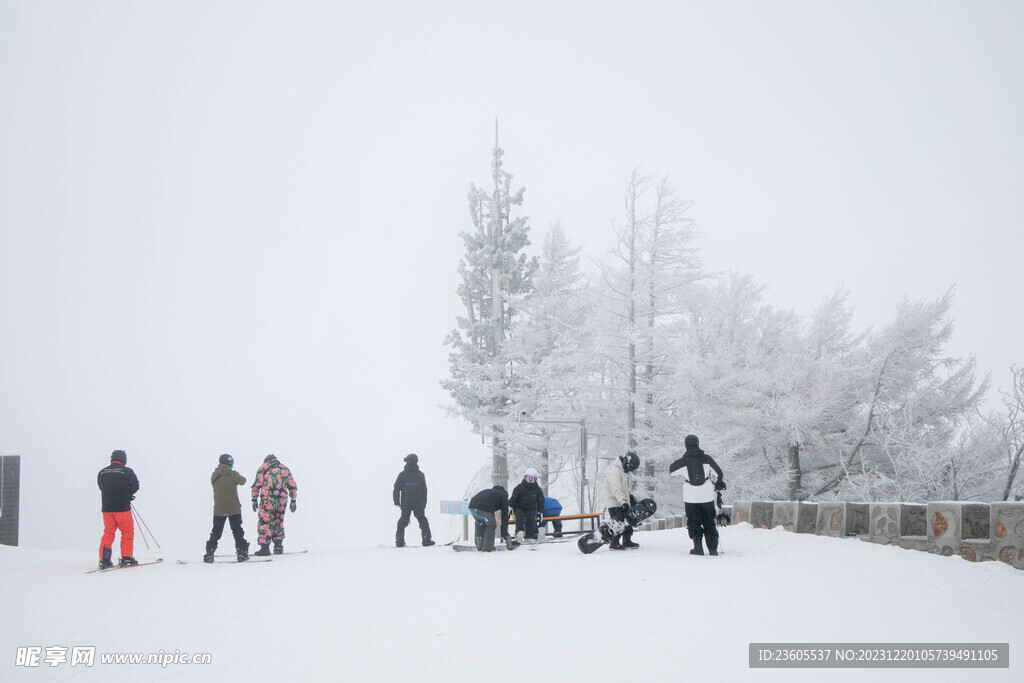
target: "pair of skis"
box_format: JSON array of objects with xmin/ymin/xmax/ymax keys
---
[{"xmin": 85, "ymin": 558, "xmax": 164, "ymax": 574}]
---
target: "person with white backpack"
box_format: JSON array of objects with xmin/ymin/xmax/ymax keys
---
[{"xmin": 669, "ymin": 435, "xmax": 726, "ymax": 555}]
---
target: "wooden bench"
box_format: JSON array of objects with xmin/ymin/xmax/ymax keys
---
[{"xmin": 516, "ymin": 512, "xmax": 604, "ymax": 537}]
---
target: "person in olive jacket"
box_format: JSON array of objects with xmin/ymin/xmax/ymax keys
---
[
  {"xmin": 205, "ymin": 454, "xmax": 250, "ymax": 563},
  {"xmin": 393, "ymin": 453, "xmax": 434, "ymax": 547}
]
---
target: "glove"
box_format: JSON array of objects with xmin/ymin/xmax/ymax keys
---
[
  {"xmin": 536, "ymin": 511, "xmax": 544, "ymax": 523},
  {"xmin": 252, "ymin": 499, "xmax": 258, "ymax": 512},
  {"xmin": 290, "ymin": 499, "xmax": 297, "ymax": 512},
  {"xmin": 629, "ymin": 494, "xmax": 637, "ymax": 507},
  {"xmin": 715, "ymin": 480, "xmax": 727, "ymax": 491}
]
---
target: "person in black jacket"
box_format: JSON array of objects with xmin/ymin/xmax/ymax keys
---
[
  {"xmin": 669, "ymin": 434, "xmax": 726, "ymax": 555},
  {"xmin": 467, "ymin": 485, "xmax": 511, "ymax": 552},
  {"xmin": 96, "ymin": 449, "xmax": 141, "ymax": 569},
  {"xmin": 509, "ymin": 468, "xmax": 545, "ymax": 543},
  {"xmin": 393, "ymin": 453, "xmax": 434, "ymax": 547}
]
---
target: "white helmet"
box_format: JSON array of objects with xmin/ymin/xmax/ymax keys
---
[{"xmin": 524, "ymin": 467, "xmax": 538, "ymax": 481}]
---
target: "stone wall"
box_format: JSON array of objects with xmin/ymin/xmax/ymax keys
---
[{"xmin": 725, "ymin": 499, "xmax": 1024, "ymax": 571}]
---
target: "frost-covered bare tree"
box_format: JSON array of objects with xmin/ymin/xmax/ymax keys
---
[
  {"xmin": 871, "ymin": 408, "xmax": 1004, "ymax": 501},
  {"xmin": 594, "ymin": 171, "xmax": 703, "ymax": 500},
  {"xmin": 998, "ymin": 365, "xmax": 1024, "ymax": 500},
  {"xmin": 443, "ymin": 145, "xmax": 537, "ymax": 489}
]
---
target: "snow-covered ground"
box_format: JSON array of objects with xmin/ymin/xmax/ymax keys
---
[{"xmin": 2, "ymin": 524, "xmax": 1021, "ymax": 683}]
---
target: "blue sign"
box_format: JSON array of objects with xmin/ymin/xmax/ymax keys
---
[{"xmin": 440, "ymin": 500, "xmax": 470, "ymax": 515}]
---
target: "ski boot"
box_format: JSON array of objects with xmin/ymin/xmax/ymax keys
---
[
  {"xmin": 118, "ymin": 556, "xmax": 139, "ymax": 568},
  {"xmin": 236, "ymin": 541, "xmax": 250, "ymax": 562},
  {"xmin": 422, "ymin": 537, "xmax": 436, "ymax": 547},
  {"xmin": 273, "ymin": 540, "xmax": 284, "ymax": 555},
  {"xmin": 608, "ymin": 536, "xmax": 624, "ymax": 550},
  {"xmin": 254, "ymin": 543, "xmax": 272, "ymax": 557},
  {"xmin": 98, "ymin": 547, "xmax": 114, "ymax": 570},
  {"xmin": 204, "ymin": 540, "xmax": 216, "ymax": 563},
  {"xmin": 690, "ymin": 533, "xmax": 705, "ymax": 555},
  {"xmin": 621, "ymin": 527, "xmax": 640, "ymax": 550}
]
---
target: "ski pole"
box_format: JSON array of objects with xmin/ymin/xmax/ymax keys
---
[
  {"xmin": 130, "ymin": 507, "xmax": 151, "ymax": 550},
  {"xmin": 131, "ymin": 504, "xmax": 162, "ymax": 549}
]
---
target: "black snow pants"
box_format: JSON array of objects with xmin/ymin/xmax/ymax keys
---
[
  {"xmin": 397, "ymin": 504, "xmax": 432, "ymax": 542},
  {"xmin": 685, "ymin": 501, "xmax": 719, "ymax": 552},
  {"xmin": 208, "ymin": 514, "xmax": 246, "ymax": 552}
]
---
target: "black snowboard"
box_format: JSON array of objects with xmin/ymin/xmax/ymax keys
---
[{"xmin": 577, "ymin": 499, "xmax": 657, "ymax": 554}]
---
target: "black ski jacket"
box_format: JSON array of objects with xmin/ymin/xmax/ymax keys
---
[
  {"xmin": 509, "ymin": 480, "xmax": 544, "ymax": 514},
  {"xmin": 468, "ymin": 487, "xmax": 510, "ymax": 538},
  {"xmin": 97, "ymin": 462, "xmax": 140, "ymax": 513},
  {"xmin": 393, "ymin": 463, "xmax": 427, "ymax": 509},
  {"xmin": 668, "ymin": 447, "xmax": 724, "ymax": 485}
]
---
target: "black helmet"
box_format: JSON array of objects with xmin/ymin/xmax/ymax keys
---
[
  {"xmin": 620, "ymin": 451, "xmax": 640, "ymax": 472},
  {"xmin": 219, "ymin": 453, "xmax": 234, "ymax": 467},
  {"xmin": 404, "ymin": 453, "xmax": 418, "ymax": 465}
]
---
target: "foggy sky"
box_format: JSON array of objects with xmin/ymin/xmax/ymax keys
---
[{"xmin": 2, "ymin": 1, "xmax": 1021, "ymax": 552}]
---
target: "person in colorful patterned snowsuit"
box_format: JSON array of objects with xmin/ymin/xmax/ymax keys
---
[
  {"xmin": 97, "ymin": 449, "xmax": 140, "ymax": 569},
  {"xmin": 251, "ymin": 454, "xmax": 298, "ymax": 555}
]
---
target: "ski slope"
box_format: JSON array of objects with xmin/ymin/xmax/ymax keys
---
[{"xmin": 2, "ymin": 524, "xmax": 1021, "ymax": 683}]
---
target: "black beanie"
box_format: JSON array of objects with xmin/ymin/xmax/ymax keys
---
[
  {"xmin": 684, "ymin": 435, "xmax": 700, "ymax": 448},
  {"xmin": 111, "ymin": 450, "xmax": 127, "ymax": 463},
  {"xmin": 264, "ymin": 454, "xmax": 278, "ymax": 464}
]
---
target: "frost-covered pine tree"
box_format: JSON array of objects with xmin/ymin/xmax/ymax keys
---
[
  {"xmin": 816, "ymin": 290, "xmax": 988, "ymax": 501},
  {"xmin": 505, "ymin": 223, "xmax": 592, "ymax": 502},
  {"xmin": 443, "ymin": 143, "xmax": 537, "ymax": 489}
]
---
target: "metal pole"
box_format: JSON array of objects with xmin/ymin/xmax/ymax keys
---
[
  {"xmin": 131, "ymin": 504, "xmax": 161, "ymax": 549},
  {"xmin": 130, "ymin": 507, "xmax": 149, "ymax": 548},
  {"xmin": 513, "ymin": 415, "xmax": 590, "ymax": 530}
]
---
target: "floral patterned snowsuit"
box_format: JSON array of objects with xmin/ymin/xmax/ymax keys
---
[{"xmin": 251, "ymin": 459, "xmax": 298, "ymax": 545}]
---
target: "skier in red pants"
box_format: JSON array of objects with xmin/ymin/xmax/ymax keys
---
[{"xmin": 97, "ymin": 450, "xmax": 140, "ymax": 569}]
